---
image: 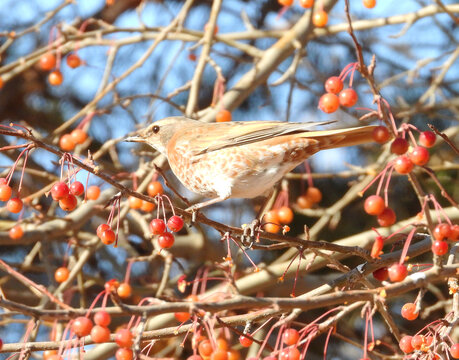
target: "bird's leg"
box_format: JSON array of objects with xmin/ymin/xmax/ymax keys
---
[{"xmin": 185, "ymin": 196, "xmax": 229, "ymax": 222}]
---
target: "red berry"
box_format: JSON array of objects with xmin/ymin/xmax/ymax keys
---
[
  {"xmin": 318, "ymin": 93, "xmax": 339, "ymax": 113},
  {"xmin": 0, "ymin": 184, "xmax": 12, "ymax": 201},
  {"xmin": 7, "ymin": 197, "xmax": 23, "ymax": 213},
  {"xmin": 377, "ymin": 207, "xmax": 396, "ymax": 227},
  {"xmin": 324, "ymin": 76, "xmax": 343, "ymax": 94},
  {"xmin": 388, "ymin": 263, "xmax": 408, "ymax": 282},
  {"xmin": 72, "ymin": 316, "xmax": 93, "ymax": 337},
  {"xmin": 410, "ymin": 146, "xmax": 429, "ymax": 166},
  {"xmin": 86, "ymin": 185, "xmax": 101, "ymax": 200},
  {"xmin": 338, "ymin": 88, "xmax": 358, "ymax": 107},
  {"xmin": 116, "ymin": 348, "xmax": 133, "ymax": 360},
  {"xmin": 394, "ymin": 156, "xmax": 414, "ymax": 174},
  {"xmin": 70, "ymin": 181, "xmax": 84, "ymax": 196},
  {"xmin": 390, "ymin": 138, "xmax": 409, "ymax": 155},
  {"xmin": 59, "ymin": 193, "xmax": 77, "ymax": 211},
  {"xmin": 411, "ymin": 335, "xmax": 425, "ymax": 350},
  {"xmin": 216, "ymin": 109, "xmax": 232, "ymax": 122},
  {"xmin": 419, "ymin": 131, "xmax": 436, "ymax": 148},
  {"xmin": 94, "ymin": 310, "xmax": 111, "ymax": 327},
  {"xmin": 51, "ymin": 182, "xmax": 69, "ymax": 200},
  {"xmin": 66, "ymin": 53, "xmax": 81, "ymax": 68},
  {"xmin": 174, "ymin": 312, "xmax": 191, "ymax": 322},
  {"xmin": 101, "ymin": 229, "xmax": 116, "ymax": 245},
  {"xmin": 431, "ymin": 240, "xmax": 448, "ymax": 256},
  {"xmin": 97, "ymin": 223, "xmax": 110, "ymax": 238},
  {"xmin": 167, "ymin": 215, "xmax": 184, "ymax": 232},
  {"xmin": 279, "ymin": 347, "xmax": 301, "ymax": 360},
  {"xmin": 115, "ymin": 328, "xmax": 133, "ymax": 348},
  {"xmin": 91, "ymin": 325, "xmax": 110, "ymax": 343},
  {"xmin": 277, "ymin": 206, "xmax": 294, "ymax": 225},
  {"xmin": 158, "ymin": 232, "xmax": 175, "ymax": 249},
  {"xmin": 370, "ymin": 235, "xmax": 384, "ymax": 258},
  {"xmin": 282, "ymin": 329, "xmax": 299, "ymax": 346},
  {"xmin": 54, "ymin": 267, "xmax": 70, "ymax": 283},
  {"xmin": 433, "ymin": 223, "xmax": 452, "ymax": 241},
  {"xmin": 372, "ymin": 126, "xmax": 390, "ymax": 144},
  {"xmin": 9, "ymin": 225, "xmax": 24, "ymax": 240},
  {"xmin": 150, "ymin": 218, "xmax": 166, "ymax": 235},
  {"xmin": 39, "ymin": 53, "xmax": 56, "ymax": 71},
  {"xmin": 364, "ymin": 195, "xmax": 385, "ymax": 215},
  {"xmin": 48, "ymin": 70, "xmax": 63, "ymax": 86},
  {"xmin": 372, "ymin": 267, "xmax": 388, "ymax": 281},
  {"xmin": 399, "ymin": 335, "xmax": 414, "ymax": 353},
  {"xmin": 451, "ymin": 343, "xmax": 459, "ymax": 359},
  {"xmin": 450, "ymin": 225, "xmax": 459, "ymax": 241},
  {"xmin": 401, "ymin": 303, "xmax": 418, "ymax": 320},
  {"xmin": 239, "ymin": 335, "xmax": 253, "ymax": 347}
]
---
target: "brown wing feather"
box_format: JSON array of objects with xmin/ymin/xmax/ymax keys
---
[{"xmin": 181, "ymin": 121, "xmax": 334, "ymax": 156}]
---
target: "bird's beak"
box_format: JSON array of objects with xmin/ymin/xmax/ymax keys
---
[{"xmin": 124, "ymin": 135, "xmax": 144, "ymax": 143}]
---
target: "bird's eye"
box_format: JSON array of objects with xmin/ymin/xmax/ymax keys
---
[{"xmin": 152, "ymin": 125, "xmax": 160, "ymax": 134}]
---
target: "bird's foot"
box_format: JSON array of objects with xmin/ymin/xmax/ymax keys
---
[
  {"xmin": 241, "ymin": 219, "xmax": 261, "ymax": 248},
  {"xmin": 184, "ymin": 205, "xmax": 199, "ymax": 223}
]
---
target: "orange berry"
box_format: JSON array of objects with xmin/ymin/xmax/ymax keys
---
[
  {"xmin": 70, "ymin": 129, "xmax": 88, "ymax": 144},
  {"xmin": 216, "ymin": 109, "xmax": 232, "ymax": 122},
  {"xmin": 312, "ymin": 10, "xmax": 328, "ymax": 27},
  {"xmin": 128, "ymin": 196, "xmax": 142, "ymax": 209},
  {"xmin": 299, "ymin": 0, "xmax": 314, "ymax": 8},
  {"xmin": 54, "ymin": 267, "xmax": 70, "ymax": 283},
  {"xmin": 318, "ymin": 93, "xmax": 339, "ymax": 113},
  {"xmin": 9, "ymin": 225, "xmax": 24, "ymax": 240},
  {"xmin": 297, "ymin": 194, "xmax": 313, "ymax": 209},
  {"xmin": 339, "ymin": 88, "xmax": 358, "ymax": 107},
  {"xmin": 117, "ymin": 283, "xmax": 132, "ymax": 299},
  {"xmin": 7, "ymin": 197, "xmax": 23, "ymax": 213},
  {"xmin": 66, "ymin": 53, "xmax": 81, "ymax": 68},
  {"xmin": 363, "ymin": 0, "xmax": 376, "ymax": 8},
  {"xmin": 263, "ymin": 210, "xmax": 281, "ymax": 233},
  {"xmin": 305, "ymin": 187, "xmax": 322, "ymax": 203},
  {"xmin": 48, "ymin": 70, "xmax": 63, "ymax": 86},
  {"xmin": 277, "ymin": 206, "xmax": 294, "ymax": 224},
  {"xmin": 87, "ymin": 185, "xmax": 101, "ymax": 200},
  {"xmin": 59, "ymin": 193, "xmax": 77, "ymax": 211},
  {"xmin": 174, "ymin": 312, "xmax": 191, "ymax": 322},
  {"xmin": 101, "ymin": 229, "xmax": 116, "ymax": 245},
  {"xmin": 278, "ymin": 0, "xmax": 294, "ymax": 6},
  {"xmin": 140, "ymin": 200, "xmax": 155, "ymax": 212},
  {"xmin": 147, "ymin": 181, "xmax": 163, "ymax": 197},
  {"xmin": 401, "ymin": 303, "xmax": 419, "ymax": 321},
  {"xmin": 39, "ymin": 53, "xmax": 56, "ymax": 71},
  {"xmin": 0, "ymin": 77, "xmax": 4, "ymax": 89},
  {"xmin": 0, "ymin": 184, "xmax": 12, "ymax": 201},
  {"xmin": 59, "ymin": 134, "xmax": 76, "ymax": 152}
]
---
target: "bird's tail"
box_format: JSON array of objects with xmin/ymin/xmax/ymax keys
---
[{"xmin": 304, "ymin": 125, "xmax": 380, "ymax": 150}]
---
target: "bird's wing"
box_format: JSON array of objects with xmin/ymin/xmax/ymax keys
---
[{"xmin": 182, "ymin": 121, "xmax": 334, "ymax": 157}]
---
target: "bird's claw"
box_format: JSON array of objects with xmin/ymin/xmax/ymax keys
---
[
  {"xmin": 241, "ymin": 219, "xmax": 260, "ymax": 248},
  {"xmin": 185, "ymin": 206, "xmax": 198, "ymax": 223}
]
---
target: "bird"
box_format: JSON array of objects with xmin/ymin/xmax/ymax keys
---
[{"xmin": 126, "ymin": 117, "xmax": 377, "ymax": 211}]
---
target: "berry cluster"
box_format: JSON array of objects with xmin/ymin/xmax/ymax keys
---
[
  {"xmin": 319, "ymin": 75, "xmax": 358, "ymax": 113},
  {"xmin": 0, "ymin": 178, "xmax": 23, "ymax": 214},
  {"xmin": 39, "ymin": 52, "xmax": 82, "ymax": 87},
  {"xmin": 296, "ymin": 186, "xmax": 322, "ymax": 209},
  {"xmin": 263, "ymin": 206, "xmax": 294, "ymax": 233}
]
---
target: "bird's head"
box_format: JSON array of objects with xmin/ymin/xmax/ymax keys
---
[{"xmin": 125, "ymin": 116, "xmax": 197, "ymax": 155}]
